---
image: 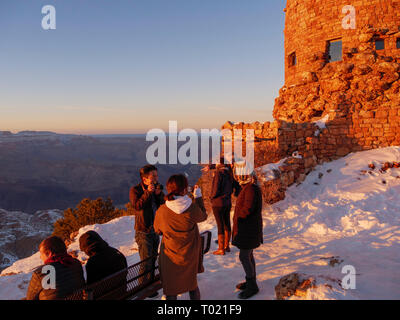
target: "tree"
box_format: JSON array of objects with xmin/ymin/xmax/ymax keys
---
[{"xmin": 53, "ymin": 197, "xmax": 125, "ymax": 241}]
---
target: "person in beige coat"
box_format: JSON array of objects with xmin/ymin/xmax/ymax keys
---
[{"xmin": 154, "ymin": 174, "xmax": 207, "ymax": 300}]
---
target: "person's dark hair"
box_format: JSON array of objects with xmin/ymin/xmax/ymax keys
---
[
  {"xmin": 39, "ymin": 236, "xmax": 67, "ymax": 255},
  {"xmin": 140, "ymin": 165, "xmax": 157, "ymax": 181},
  {"xmin": 165, "ymin": 174, "xmax": 188, "ymax": 201}
]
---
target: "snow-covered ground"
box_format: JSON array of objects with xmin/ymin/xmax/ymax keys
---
[{"xmin": 1, "ymin": 147, "xmax": 400, "ymax": 300}]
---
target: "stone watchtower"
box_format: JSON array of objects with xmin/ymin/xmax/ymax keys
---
[
  {"xmin": 220, "ymin": 0, "xmax": 400, "ymax": 204},
  {"xmin": 284, "ymin": 0, "xmax": 400, "ymax": 87}
]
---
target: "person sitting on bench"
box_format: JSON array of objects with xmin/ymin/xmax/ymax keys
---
[
  {"xmin": 79, "ymin": 231, "xmax": 128, "ymax": 298},
  {"xmin": 26, "ymin": 236, "xmax": 85, "ymax": 300}
]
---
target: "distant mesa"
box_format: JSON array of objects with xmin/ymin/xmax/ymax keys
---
[
  {"xmin": 16, "ymin": 131, "xmax": 58, "ymax": 136},
  {"xmin": 0, "ymin": 131, "xmax": 59, "ymax": 137}
]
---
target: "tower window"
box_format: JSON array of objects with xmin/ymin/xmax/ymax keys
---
[
  {"xmin": 397, "ymin": 38, "xmax": 400, "ymax": 49},
  {"xmin": 327, "ymin": 39, "xmax": 342, "ymax": 63},
  {"xmin": 375, "ymin": 39, "xmax": 385, "ymax": 50},
  {"xmin": 288, "ymin": 52, "xmax": 297, "ymax": 67}
]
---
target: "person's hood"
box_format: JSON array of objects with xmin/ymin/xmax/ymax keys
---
[
  {"xmin": 166, "ymin": 195, "xmax": 193, "ymax": 214},
  {"xmin": 79, "ymin": 230, "xmax": 109, "ymax": 257}
]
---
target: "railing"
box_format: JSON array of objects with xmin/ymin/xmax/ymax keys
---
[{"xmin": 65, "ymin": 231, "xmax": 212, "ymax": 300}]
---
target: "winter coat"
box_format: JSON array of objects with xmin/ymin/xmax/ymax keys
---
[
  {"xmin": 154, "ymin": 196, "xmax": 207, "ymax": 296},
  {"xmin": 79, "ymin": 231, "xmax": 128, "ymax": 286},
  {"xmin": 232, "ymin": 182, "xmax": 263, "ymax": 250},
  {"xmin": 210, "ymin": 166, "xmax": 241, "ymax": 207},
  {"xmin": 129, "ymin": 183, "xmax": 165, "ymax": 233},
  {"xmin": 26, "ymin": 256, "xmax": 85, "ymax": 300}
]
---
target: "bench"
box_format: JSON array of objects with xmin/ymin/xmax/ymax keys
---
[{"xmin": 65, "ymin": 231, "xmax": 212, "ymax": 300}]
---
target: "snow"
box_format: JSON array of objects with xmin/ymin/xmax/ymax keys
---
[
  {"xmin": 314, "ymin": 114, "xmax": 329, "ymax": 136},
  {"xmin": 256, "ymin": 158, "xmax": 289, "ymax": 182},
  {"xmin": 1, "ymin": 147, "xmax": 400, "ymax": 300}
]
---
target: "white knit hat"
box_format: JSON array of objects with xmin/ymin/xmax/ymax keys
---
[{"xmin": 234, "ymin": 159, "xmax": 255, "ymax": 185}]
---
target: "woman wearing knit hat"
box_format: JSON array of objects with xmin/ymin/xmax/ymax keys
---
[{"xmin": 232, "ymin": 160, "xmax": 263, "ymax": 299}]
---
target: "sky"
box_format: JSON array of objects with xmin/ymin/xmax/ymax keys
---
[{"xmin": 0, "ymin": 0, "xmax": 286, "ymax": 134}]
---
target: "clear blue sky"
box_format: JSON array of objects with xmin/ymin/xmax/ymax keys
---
[{"xmin": 0, "ymin": 0, "xmax": 286, "ymax": 134}]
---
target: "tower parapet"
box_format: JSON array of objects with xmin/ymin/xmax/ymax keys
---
[{"xmin": 284, "ymin": 0, "xmax": 400, "ymax": 87}]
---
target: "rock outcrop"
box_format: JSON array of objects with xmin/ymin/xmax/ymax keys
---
[{"xmin": 0, "ymin": 209, "xmax": 63, "ymax": 272}]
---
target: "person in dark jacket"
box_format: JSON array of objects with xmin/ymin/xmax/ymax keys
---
[
  {"xmin": 209, "ymin": 157, "xmax": 241, "ymax": 255},
  {"xmin": 26, "ymin": 236, "xmax": 85, "ymax": 300},
  {"xmin": 232, "ymin": 161, "xmax": 263, "ymax": 299},
  {"xmin": 79, "ymin": 231, "xmax": 128, "ymax": 298},
  {"xmin": 129, "ymin": 164, "xmax": 165, "ymax": 297}
]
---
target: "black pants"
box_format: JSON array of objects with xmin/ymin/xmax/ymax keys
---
[
  {"xmin": 135, "ymin": 231, "xmax": 160, "ymax": 285},
  {"xmin": 166, "ymin": 286, "xmax": 201, "ymax": 300},
  {"xmin": 239, "ymin": 249, "xmax": 256, "ymax": 279},
  {"xmin": 212, "ymin": 205, "xmax": 232, "ymax": 235}
]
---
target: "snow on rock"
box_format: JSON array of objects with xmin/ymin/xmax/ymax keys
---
[
  {"xmin": 314, "ymin": 114, "xmax": 329, "ymax": 136},
  {"xmin": 1, "ymin": 147, "xmax": 400, "ymax": 300},
  {"xmin": 256, "ymin": 158, "xmax": 289, "ymax": 182}
]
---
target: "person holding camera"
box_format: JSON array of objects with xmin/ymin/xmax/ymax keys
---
[{"xmin": 129, "ymin": 164, "xmax": 165, "ymax": 297}]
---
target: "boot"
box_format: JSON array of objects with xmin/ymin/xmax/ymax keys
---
[
  {"xmin": 224, "ymin": 230, "xmax": 231, "ymax": 253},
  {"xmin": 238, "ymin": 277, "xmax": 259, "ymax": 299},
  {"xmin": 213, "ymin": 235, "xmax": 225, "ymax": 255},
  {"xmin": 236, "ymin": 281, "xmax": 246, "ymax": 291}
]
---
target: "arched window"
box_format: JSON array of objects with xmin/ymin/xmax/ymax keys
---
[{"xmin": 288, "ymin": 52, "xmax": 297, "ymax": 67}]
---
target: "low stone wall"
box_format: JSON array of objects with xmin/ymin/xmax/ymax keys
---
[{"xmin": 221, "ymin": 97, "xmax": 400, "ymax": 204}]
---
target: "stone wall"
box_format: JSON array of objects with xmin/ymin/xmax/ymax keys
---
[
  {"xmin": 284, "ymin": 0, "xmax": 400, "ymax": 86},
  {"xmin": 200, "ymin": 1, "xmax": 400, "ymax": 206}
]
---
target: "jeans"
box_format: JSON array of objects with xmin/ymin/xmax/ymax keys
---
[
  {"xmin": 135, "ymin": 231, "xmax": 160, "ymax": 285},
  {"xmin": 166, "ymin": 286, "xmax": 201, "ymax": 300},
  {"xmin": 239, "ymin": 249, "xmax": 256, "ymax": 279},
  {"xmin": 212, "ymin": 205, "xmax": 232, "ymax": 235}
]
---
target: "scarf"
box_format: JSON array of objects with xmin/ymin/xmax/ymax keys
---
[{"xmin": 45, "ymin": 253, "xmax": 76, "ymax": 267}]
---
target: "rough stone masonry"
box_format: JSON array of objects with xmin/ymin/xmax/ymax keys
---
[{"xmin": 216, "ymin": 0, "xmax": 400, "ymax": 205}]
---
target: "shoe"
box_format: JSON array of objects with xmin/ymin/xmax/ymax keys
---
[
  {"xmin": 213, "ymin": 235, "xmax": 225, "ymax": 255},
  {"xmin": 238, "ymin": 278, "xmax": 259, "ymax": 299},
  {"xmin": 213, "ymin": 249, "xmax": 225, "ymax": 255},
  {"xmin": 236, "ymin": 281, "xmax": 246, "ymax": 290}
]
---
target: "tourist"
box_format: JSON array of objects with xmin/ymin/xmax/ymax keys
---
[
  {"xmin": 209, "ymin": 157, "xmax": 241, "ymax": 255},
  {"xmin": 154, "ymin": 174, "xmax": 207, "ymax": 300},
  {"xmin": 129, "ymin": 165, "xmax": 165, "ymax": 297},
  {"xmin": 232, "ymin": 161, "xmax": 263, "ymax": 299},
  {"xmin": 26, "ymin": 236, "xmax": 85, "ymax": 300},
  {"xmin": 79, "ymin": 230, "xmax": 128, "ymax": 297}
]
